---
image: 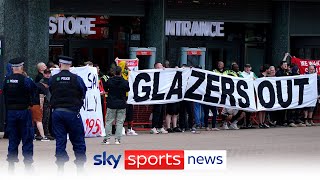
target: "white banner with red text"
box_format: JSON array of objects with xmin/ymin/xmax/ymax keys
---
[
  {"xmin": 127, "ymin": 68, "xmax": 318, "ymax": 111},
  {"xmin": 116, "ymin": 57, "xmax": 139, "ymax": 71},
  {"xmin": 52, "ymin": 66, "xmax": 105, "ymax": 137}
]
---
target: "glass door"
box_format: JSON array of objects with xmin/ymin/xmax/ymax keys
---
[
  {"xmin": 206, "ymin": 41, "xmax": 240, "ymax": 71},
  {"xmin": 70, "ymin": 40, "xmax": 113, "ymax": 74},
  {"xmin": 245, "ymin": 43, "xmax": 266, "ymax": 75},
  {"xmin": 207, "ymin": 47, "xmax": 235, "ymax": 70}
]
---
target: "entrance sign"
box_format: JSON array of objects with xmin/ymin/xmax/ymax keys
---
[
  {"xmin": 49, "ymin": 16, "xmax": 96, "ymax": 35},
  {"xmin": 165, "ymin": 20, "xmax": 224, "ymax": 37}
]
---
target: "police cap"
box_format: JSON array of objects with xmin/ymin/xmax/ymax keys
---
[
  {"xmin": 58, "ymin": 55, "xmax": 74, "ymax": 65},
  {"xmin": 9, "ymin": 57, "xmax": 24, "ymax": 67}
]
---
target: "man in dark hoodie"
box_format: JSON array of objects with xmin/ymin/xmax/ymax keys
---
[{"xmin": 102, "ymin": 66, "xmax": 130, "ymax": 145}]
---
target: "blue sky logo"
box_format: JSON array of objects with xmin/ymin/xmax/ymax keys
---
[{"xmin": 93, "ymin": 151, "xmax": 122, "ymax": 169}]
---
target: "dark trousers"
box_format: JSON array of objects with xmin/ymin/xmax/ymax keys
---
[
  {"xmin": 42, "ymin": 100, "xmax": 51, "ymax": 136},
  {"xmin": 274, "ymin": 110, "xmax": 287, "ymax": 125},
  {"xmin": 126, "ymin": 104, "xmax": 134, "ymax": 129},
  {"xmin": 152, "ymin": 105, "xmax": 164, "ymax": 128},
  {"xmin": 6, "ymin": 109, "xmax": 34, "ymax": 165},
  {"xmin": 287, "ymin": 109, "xmax": 302, "ymax": 124},
  {"xmin": 52, "ymin": 110, "xmax": 86, "ymax": 166},
  {"xmin": 179, "ymin": 101, "xmax": 194, "ymax": 129},
  {"xmin": 203, "ymin": 105, "xmax": 217, "ymax": 128},
  {"xmin": 245, "ymin": 112, "xmax": 252, "ymax": 125}
]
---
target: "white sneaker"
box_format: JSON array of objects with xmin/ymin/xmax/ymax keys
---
[
  {"xmin": 230, "ymin": 123, "xmax": 239, "ymax": 130},
  {"xmin": 101, "ymin": 139, "xmax": 110, "ymax": 145},
  {"xmin": 222, "ymin": 124, "xmax": 229, "ymax": 130},
  {"xmin": 150, "ymin": 127, "xmax": 159, "ymax": 134},
  {"xmin": 157, "ymin": 128, "xmax": 168, "ymax": 134},
  {"xmin": 310, "ymin": 121, "xmax": 316, "ymax": 126},
  {"xmin": 115, "ymin": 139, "xmax": 121, "ymax": 145},
  {"xmin": 127, "ymin": 129, "xmax": 138, "ymax": 136},
  {"xmin": 122, "ymin": 127, "xmax": 126, "ymax": 136},
  {"xmin": 212, "ymin": 128, "xmax": 220, "ymax": 131},
  {"xmin": 289, "ymin": 123, "xmax": 297, "ymax": 127},
  {"xmin": 305, "ymin": 121, "xmax": 312, "ymax": 126}
]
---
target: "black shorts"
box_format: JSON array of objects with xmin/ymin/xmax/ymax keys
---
[{"xmin": 166, "ymin": 103, "xmax": 180, "ymax": 115}]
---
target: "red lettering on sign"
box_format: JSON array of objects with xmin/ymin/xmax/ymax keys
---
[{"xmin": 85, "ymin": 118, "xmax": 102, "ymax": 135}]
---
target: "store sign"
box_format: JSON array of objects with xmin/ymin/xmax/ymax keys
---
[
  {"xmin": 49, "ymin": 16, "xmax": 96, "ymax": 35},
  {"xmin": 165, "ymin": 20, "xmax": 224, "ymax": 37},
  {"xmin": 136, "ymin": 51, "xmax": 152, "ymax": 56},
  {"xmin": 187, "ymin": 50, "xmax": 202, "ymax": 56}
]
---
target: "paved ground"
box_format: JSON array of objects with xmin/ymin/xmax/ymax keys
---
[{"xmin": 0, "ymin": 126, "xmax": 319, "ymax": 178}]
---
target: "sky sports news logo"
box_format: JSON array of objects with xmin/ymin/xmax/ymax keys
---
[{"xmin": 93, "ymin": 150, "xmax": 226, "ymax": 170}]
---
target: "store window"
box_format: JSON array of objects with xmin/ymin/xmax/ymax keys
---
[{"xmin": 49, "ymin": 14, "xmax": 143, "ymax": 72}]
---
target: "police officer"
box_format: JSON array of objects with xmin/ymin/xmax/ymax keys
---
[
  {"xmin": 49, "ymin": 56, "xmax": 87, "ymax": 173},
  {"xmin": 3, "ymin": 57, "xmax": 36, "ymax": 172}
]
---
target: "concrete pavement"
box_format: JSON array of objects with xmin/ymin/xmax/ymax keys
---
[{"xmin": 0, "ymin": 126, "xmax": 319, "ymax": 178}]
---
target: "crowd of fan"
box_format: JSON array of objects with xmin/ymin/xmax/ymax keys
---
[
  {"xmin": 2, "ymin": 59, "xmax": 319, "ymax": 142},
  {"xmin": 146, "ymin": 60, "xmax": 320, "ymax": 135}
]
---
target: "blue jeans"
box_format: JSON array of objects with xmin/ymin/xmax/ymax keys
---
[{"xmin": 194, "ymin": 103, "xmax": 204, "ymax": 126}]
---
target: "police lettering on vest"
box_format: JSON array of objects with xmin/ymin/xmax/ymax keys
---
[
  {"xmin": 50, "ymin": 71, "xmax": 83, "ymax": 109},
  {"xmin": 4, "ymin": 74, "xmax": 31, "ymax": 110}
]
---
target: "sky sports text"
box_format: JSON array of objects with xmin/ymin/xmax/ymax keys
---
[
  {"xmin": 124, "ymin": 150, "xmax": 226, "ymax": 170},
  {"xmin": 93, "ymin": 152, "xmax": 121, "ymax": 169}
]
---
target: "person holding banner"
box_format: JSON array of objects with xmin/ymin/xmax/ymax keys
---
[
  {"xmin": 213, "ymin": 61, "xmax": 225, "ymax": 74},
  {"xmin": 221, "ymin": 108, "xmax": 244, "ymax": 130},
  {"xmin": 179, "ymin": 65, "xmax": 195, "ymax": 132},
  {"xmin": 266, "ymin": 66, "xmax": 277, "ymax": 126},
  {"xmin": 118, "ymin": 61, "xmax": 138, "ymax": 136},
  {"xmin": 240, "ymin": 64, "xmax": 257, "ymax": 128},
  {"xmin": 102, "ymin": 66, "xmax": 130, "ymax": 144},
  {"xmin": 257, "ymin": 64, "xmax": 270, "ymax": 129},
  {"xmin": 303, "ymin": 65, "xmax": 319, "ymax": 126},
  {"xmin": 286, "ymin": 65, "xmax": 306, "ymax": 127},
  {"xmin": 49, "ymin": 56, "xmax": 87, "ymax": 173},
  {"xmin": 275, "ymin": 61, "xmax": 294, "ymax": 127},
  {"xmin": 150, "ymin": 62, "xmax": 168, "ymax": 134}
]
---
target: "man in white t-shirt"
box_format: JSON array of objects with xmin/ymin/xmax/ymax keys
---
[{"xmin": 239, "ymin": 64, "xmax": 258, "ymax": 80}]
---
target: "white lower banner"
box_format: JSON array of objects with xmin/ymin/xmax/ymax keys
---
[
  {"xmin": 254, "ymin": 74, "xmax": 317, "ymax": 111},
  {"xmin": 52, "ymin": 66, "xmax": 105, "ymax": 137}
]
